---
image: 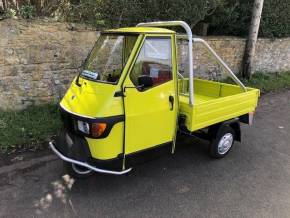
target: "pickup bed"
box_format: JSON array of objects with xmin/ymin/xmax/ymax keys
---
[{"xmin": 179, "ymin": 79, "xmax": 260, "ymax": 132}]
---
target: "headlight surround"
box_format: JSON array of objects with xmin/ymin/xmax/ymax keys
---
[
  {"xmin": 77, "ymin": 120, "xmax": 90, "ymax": 134},
  {"xmin": 77, "ymin": 120, "xmax": 107, "ymax": 138}
]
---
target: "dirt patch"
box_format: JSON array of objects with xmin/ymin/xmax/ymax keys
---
[{"xmin": 0, "ymin": 141, "xmax": 51, "ymax": 167}]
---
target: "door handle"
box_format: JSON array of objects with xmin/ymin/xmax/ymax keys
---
[{"xmin": 169, "ymin": 95, "xmax": 174, "ymax": 111}]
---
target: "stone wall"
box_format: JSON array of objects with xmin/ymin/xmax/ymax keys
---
[
  {"xmin": 0, "ymin": 19, "xmax": 98, "ymax": 110},
  {"xmin": 0, "ymin": 19, "xmax": 289, "ymax": 110},
  {"xmin": 178, "ymin": 37, "xmax": 290, "ymax": 79}
]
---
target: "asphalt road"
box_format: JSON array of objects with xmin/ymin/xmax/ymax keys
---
[{"xmin": 1, "ymin": 90, "xmax": 290, "ymax": 218}]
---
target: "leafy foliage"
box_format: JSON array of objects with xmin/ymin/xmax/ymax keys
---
[
  {"xmin": 4, "ymin": 8, "xmax": 16, "ymax": 18},
  {"xmin": 0, "ymin": 0, "xmax": 289, "ymax": 37},
  {"xmin": 19, "ymin": 4, "xmax": 36, "ymax": 19},
  {"xmin": 206, "ymin": 0, "xmax": 252, "ymax": 36},
  {"xmin": 259, "ymin": 0, "xmax": 290, "ymax": 38},
  {"xmin": 207, "ymin": 0, "xmax": 290, "ymax": 37},
  {"xmin": 60, "ymin": 0, "xmax": 223, "ymax": 28}
]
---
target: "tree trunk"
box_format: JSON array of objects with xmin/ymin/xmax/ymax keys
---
[
  {"xmin": 242, "ymin": 0, "xmax": 264, "ymax": 79},
  {"xmin": 2, "ymin": 0, "xmax": 7, "ymax": 10}
]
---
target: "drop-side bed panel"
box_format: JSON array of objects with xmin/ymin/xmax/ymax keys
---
[{"xmin": 179, "ymin": 79, "xmax": 260, "ymax": 132}]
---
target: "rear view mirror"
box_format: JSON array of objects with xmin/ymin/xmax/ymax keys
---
[{"xmin": 138, "ymin": 75, "xmax": 153, "ymax": 89}]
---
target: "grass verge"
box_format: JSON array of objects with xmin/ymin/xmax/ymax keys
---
[
  {"xmin": 0, "ymin": 104, "xmax": 61, "ymax": 154},
  {"xmin": 240, "ymin": 71, "xmax": 290, "ymax": 93}
]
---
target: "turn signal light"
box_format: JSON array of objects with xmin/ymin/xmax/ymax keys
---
[{"xmin": 91, "ymin": 123, "xmax": 107, "ymax": 138}]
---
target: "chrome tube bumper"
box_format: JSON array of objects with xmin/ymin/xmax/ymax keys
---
[{"xmin": 49, "ymin": 142, "xmax": 132, "ymax": 175}]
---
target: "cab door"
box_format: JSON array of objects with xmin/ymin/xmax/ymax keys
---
[{"xmin": 122, "ymin": 35, "xmax": 178, "ymax": 155}]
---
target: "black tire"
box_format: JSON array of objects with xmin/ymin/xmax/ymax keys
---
[
  {"xmin": 209, "ymin": 125, "xmax": 235, "ymax": 158},
  {"xmin": 63, "ymin": 161, "xmax": 94, "ymax": 179}
]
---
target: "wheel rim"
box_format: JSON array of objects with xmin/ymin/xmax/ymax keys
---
[
  {"xmin": 217, "ymin": 133, "xmax": 234, "ymax": 155},
  {"xmin": 71, "ymin": 163, "xmax": 92, "ymax": 175}
]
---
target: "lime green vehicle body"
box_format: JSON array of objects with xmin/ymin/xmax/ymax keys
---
[
  {"xmin": 50, "ymin": 23, "xmax": 259, "ymax": 176},
  {"xmin": 178, "ymin": 79, "xmax": 259, "ymax": 132}
]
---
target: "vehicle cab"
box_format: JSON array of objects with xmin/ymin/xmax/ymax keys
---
[{"xmin": 50, "ymin": 26, "xmax": 179, "ymax": 177}]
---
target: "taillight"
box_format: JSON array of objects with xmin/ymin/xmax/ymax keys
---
[{"xmin": 91, "ymin": 123, "xmax": 107, "ymax": 138}]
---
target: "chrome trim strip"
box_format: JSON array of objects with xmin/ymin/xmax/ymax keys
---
[{"xmin": 49, "ymin": 142, "xmax": 132, "ymax": 175}]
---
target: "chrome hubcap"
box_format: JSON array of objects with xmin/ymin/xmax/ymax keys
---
[
  {"xmin": 72, "ymin": 163, "xmax": 92, "ymax": 175},
  {"xmin": 217, "ymin": 133, "xmax": 234, "ymax": 155}
]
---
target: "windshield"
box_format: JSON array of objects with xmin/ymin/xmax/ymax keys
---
[{"xmin": 80, "ymin": 34, "xmax": 138, "ymax": 84}]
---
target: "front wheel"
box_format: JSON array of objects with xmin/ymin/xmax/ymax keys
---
[
  {"xmin": 209, "ymin": 126, "xmax": 235, "ymax": 158},
  {"xmin": 63, "ymin": 161, "xmax": 94, "ymax": 179}
]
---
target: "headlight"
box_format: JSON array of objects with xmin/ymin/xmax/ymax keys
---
[
  {"xmin": 91, "ymin": 123, "xmax": 107, "ymax": 138},
  {"xmin": 77, "ymin": 120, "xmax": 90, "ymax": 134}
]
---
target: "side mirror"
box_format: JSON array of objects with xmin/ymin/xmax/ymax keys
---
[{"xmin": 138, "ymin": 75, "xmax": 153, "ymax": 89}]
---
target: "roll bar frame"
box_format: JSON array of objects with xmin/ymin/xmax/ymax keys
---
[{"xmin": 137, "ymin": 21, "xmax": 246, "ymax": 106}]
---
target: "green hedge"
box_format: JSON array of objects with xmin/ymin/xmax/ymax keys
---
[
  {"xmin": 1, "ymin": 0, "xmax": 289, "ymax": 37},
  {"xmin": 61, "ymin": 0, "xmax": 290, "ymax": 37},
  {"xmin": 260, "ymin": 0, "xmax": 290, "ymax": 37},
  {"xmin": 207, "ymin": 0, "xmax": 290, "ymax": 38},
  {"xmin": 64, "ymin": 0, "xmax": 222, "ymax": 29}
]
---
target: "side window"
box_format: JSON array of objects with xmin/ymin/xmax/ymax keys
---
[{"xmin": 130, "ymin": 37, "xmax": 172, "ymax": 88}]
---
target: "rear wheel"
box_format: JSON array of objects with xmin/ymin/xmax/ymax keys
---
[
  {"xmin": 63, "ymin": 161, "xmax": 94, "ymax": 179},
  {"xmin": 209, "ymin": 126, "xmax": 235, "ymax": 158}
]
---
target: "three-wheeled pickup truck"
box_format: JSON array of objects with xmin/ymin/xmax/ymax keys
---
[{"xmin": 49, "ymin": 21, "xmax": 260, "ymax": 178}]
